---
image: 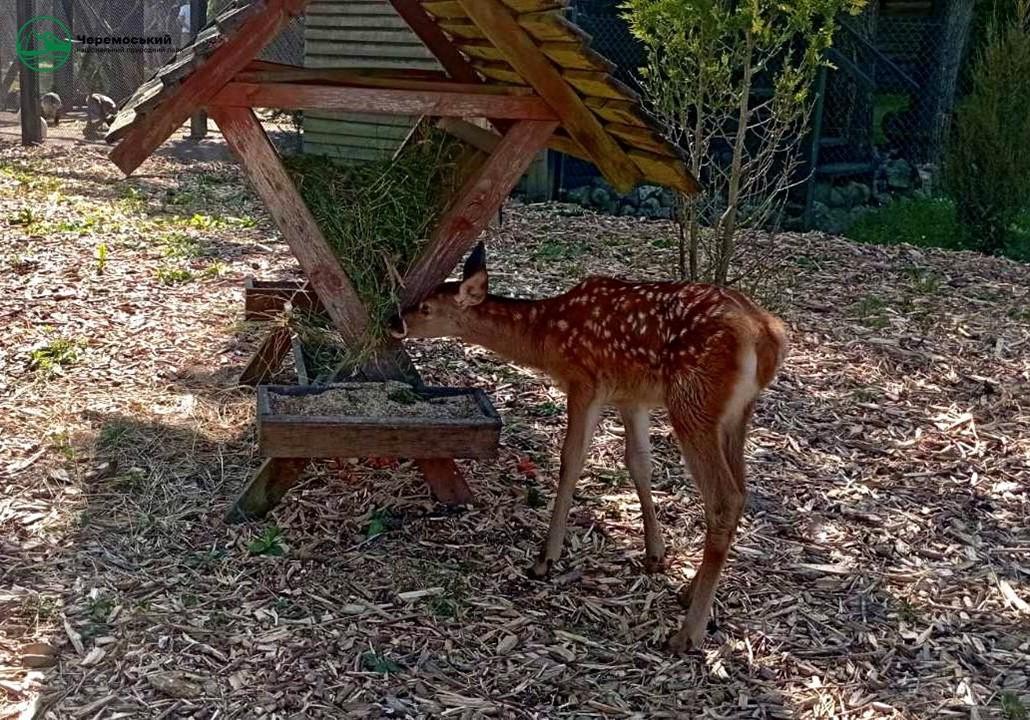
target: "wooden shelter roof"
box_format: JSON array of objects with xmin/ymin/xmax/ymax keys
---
[{"xmin": 106, "ymin": 0, "xmax": 698, "ymax": 194}]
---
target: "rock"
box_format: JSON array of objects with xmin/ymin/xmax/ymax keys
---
[
  {"xmin": 825, "ymin": 208, "xmax": 850, "ymax": 234},
  {"xmin": 637, "ymin": 184, "xmax": 663, "ymax": 202},
  {"xmin": 147, "ymin": 671, "xmax": 203, "ymax": 699},
  {"xmin": 589, "ymin": 187, "xmax": 610, "ymax": 208},
  {"xmin": 86, "ymin": 93, "xmax": 117, "ymax": 125},
  {"xmin": 846, "ymin": 181, "xmax": 871, "ymax": 207},
  {"xmin": 886, "ymin": 159, "xmax": 913, "ymax": 190},
  {"xmin": 812, "ymin": 182, "xmax": 833, "ymax": 205},
  {"xmin": 83, "ymin": 122, "xmax": 109, "ymax": 141},
  {"xmin": 660, "ymin": 188, "xmax": 678, "ymax": 207},
  {"xmin": 828, "ymin": 187, "xmax": 848, "ymax": 208},
  {"xmin": 40, "ymin": 92, "xmax": 62, "ymax": 125},
  {"xmin": 496, "ymin": 635, "xmax": 519, "ymax": 655},
  {"xmin": 810, "ymin": 201, "xmax": 832, "ymax": 229},
  {"xmin": 22, "ymin": 641, "xmax": 58, "ymax": 668},
  {"xmin": 566, "ymin": 186, "xmax": 590, "ymax": 206},
  {"xmin": 618, "ymin": 203, "xmax": 637, "ymax": 216},
  {"xmin": 641, "ymin": 197, "xmax": 662, "ymax": 213}
]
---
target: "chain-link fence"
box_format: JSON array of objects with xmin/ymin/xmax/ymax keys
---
[
  {"xmin": 1, "ymin": 0, "xmax": 302, "ymax": 130},
  {"xmin": 555, "ymin": 0, "xmax": 963, "ymax": 215}
]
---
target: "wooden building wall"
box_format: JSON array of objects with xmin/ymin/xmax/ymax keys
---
[{"xmin": 302, "ymin": 0, "xmax": 438, "ymax": 162}]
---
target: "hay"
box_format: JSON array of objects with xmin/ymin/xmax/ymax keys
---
[
  {"xmin": 283, "ymin": 128, "xmax": 468, "ymax": 366},
  {"xmin": 268, "ymin": 382, "xmax": 480, "ymax": 419}
]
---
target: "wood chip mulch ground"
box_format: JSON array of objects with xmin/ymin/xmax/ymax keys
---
[{"xmin": 1, "ymin": 141, "xmax": 1028, "ymax": 720}]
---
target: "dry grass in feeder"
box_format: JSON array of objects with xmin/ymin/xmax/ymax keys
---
[
  {"xmin": 268, "ymin": 382, "xmax": 480, "ymax": 419},
  {"xmin": 283, "ymin": 129, "xmax": 468, "ymax": 364}
]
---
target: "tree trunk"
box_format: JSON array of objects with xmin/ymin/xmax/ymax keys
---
[{"xmin": 932, "ymin": 0, "xmax": 975, "ymax": 156}]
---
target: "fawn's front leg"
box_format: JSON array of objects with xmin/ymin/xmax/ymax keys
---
[{"xmin": 528, "ymin": 384, "xmax": 603, "ymax": 578}]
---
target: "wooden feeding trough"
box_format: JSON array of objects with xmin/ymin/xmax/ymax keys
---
[
  {"xmin": 104, "ymin": 0, "xmax": 699, "ymax": 520},
  {"xmin": 257, "ymin": 383, "xmax": 501, "ymax": 460}
]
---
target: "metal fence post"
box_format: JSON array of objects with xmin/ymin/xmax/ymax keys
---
[
  {"xmin": 16, "ymin": 0, "xmax": 43, "ymax": 145},
  {"xmin": 189, "ymin": 0, "xmax": 208, "ymax": 139}
]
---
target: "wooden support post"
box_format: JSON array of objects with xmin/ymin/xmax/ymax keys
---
[
  {"xmin": 16, "ymin": 0, "xmax": 43, "ymax": 146},
  {"xmin": 456, "ymin": 0, "xmax": 641, "ymax": 193},
  {"xmin": 210, "ymin": 105, "xmax": 371, "ymax": 347},
  {"xmin": 238, "ymin": 325, "xmax": 292, "ymax": 386},
  {"xmin": 226, "ymin": 457, "xmax": 309, "ymax": 522},
  {"xmin": 402, "ymin": 119, "xmax": 558, "ymax": 307},
  {"xmin": 214, "ymin": 107, "xmax": 474, "ymax": 513}
]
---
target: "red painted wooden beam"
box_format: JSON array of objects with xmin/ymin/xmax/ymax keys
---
[
  {"xmin": 208, "ymin": 106, "xmax": 370, "ymax": 345},
  {"xmin": 110, "ymin": 0, "xmax": 302, "ymax": 175},
  {"xmin": 401, "ymin": 119, "xmax": 558, "ymax": 307},
  {"xmin": 210, "ymin": 81, "xmax": 559, "ymax": 120},
  {"xmin": 387, "ymin": 0, "xmax": 482, "ymax": 84}
]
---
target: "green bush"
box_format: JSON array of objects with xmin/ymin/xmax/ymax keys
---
[
  {"xmin": 944, "ymin": 2, "xmax": 1030, "ymax": 255},
  {"xmin": 847, "ymin": 196, "xmax": 1030, "ymax": 260}
]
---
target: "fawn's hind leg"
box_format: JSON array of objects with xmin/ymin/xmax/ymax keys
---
[
  {"xmin": 619, "ymin": 405, "xmax": 666, "ymax": 572},
  {"xmin": 667, "ymin": 418, "xmax": 745, "ymax": 653}
]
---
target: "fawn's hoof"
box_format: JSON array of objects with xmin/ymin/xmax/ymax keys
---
[
  {"xmin": 643, "ymin": 552, "xmax": 670, "ymax": 574},
  {"xmin": 666, "ymin": 628, "xmax": 703, "ymax": 655},
  {"xmin": 527, "ymin": 557, "xmax": 553, "ymax": 580}
]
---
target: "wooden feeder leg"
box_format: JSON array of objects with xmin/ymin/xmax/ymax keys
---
[
  {"xmin": 226, "ymin": 458, "xmax": 309, "ymax": 522},
  {"xmin": 238, "ymin": 325, "xmax": 293, "ymax": 386},
  {"xmin": 416, "ymin": 459, "xmax": 473, "ymax": 506}
]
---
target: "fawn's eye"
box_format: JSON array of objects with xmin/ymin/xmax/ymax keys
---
[{"xmin": 419, "ymin": 303, "xmax": 431, "ymax": 316}]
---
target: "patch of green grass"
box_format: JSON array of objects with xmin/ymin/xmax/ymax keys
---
[
  {"xmin": 160, "ymin": 233, "xmax": 205, "ymax": 260},
  {"xmin": 361, "ymin": 650, "xmax": 402, "ymax": 675},
  {"xmin": 848, "ymin": 196, "xmax": 1030, "ymax": 261},
  {"xmin": 29, "ymin": 336, "xmax": 84, "ymax": 376},
  {"xmin": 427, "ymin": 595, "xmax": 459, "ymax": 618},
  {"xmin": 595, "ymin": 467, "xmax": 629, "ymax": 486},
  {"xmin": 533, "ymin": 238, "xmax": 588, "ymax": 262},
  {"xmin": 48, "ymin": 430, "xmax": 76, "ymax": 461},
  {"xmin": 98, "ymin": 421, "xmax": 132, "ymax": 450},
  {"xmin": 1008, "ymin": 306, "xmax": 1030, "ymax": 323},
  {"xmin": 525, "ymin": 484, "xmax": 547, "ymax": 509},
  {"xmin": 9, "ymin": 207, "xmax": 35, "ymax": 226},
  {"xmin": 1002, "ymin": 693, "xmax": 1028, "ymax": 720},
  {"xmin": 248, "ymin": 526, "xmax": 285, "ymax": 556},
  {"xmin": 1, "ymin": 163, "xmax": 61, "ymax": 193},
  {"xmin": 56, "ymin": 212, "xmax": 103, "ymax": 235},
  {"xmin": 852, "ymin": 296, "xmax": 889, "ymax": 329},
  {"xmin": 95, "ymin": 242, "xmax": 109, "ymax": 274},
  {"xmin": 528, "ymin": 401, "xmax": 563, "ymax": 418},
  {"xmin": 88, "ymin": 595, "xmax": 114, "ymax": 623},
  {"xmin": 202, "ymin": 261, "xmax": 228, "ymax": 279},
  {"xmin": 155, "ymin": 266, "xmax": 194, "ymax": 285},
  {"xmin": 20, "ymin": 594, "xmax": 59, "ymax": 621},
  {"xmin": 365, "ymin": 509, "xmax": 394, "ymax": 539},
  {"xmin": 848, "ymin": 197, "xmax": 965, "ymax": 251}
]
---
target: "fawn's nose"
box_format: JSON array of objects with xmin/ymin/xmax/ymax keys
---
[{"xmin": 388, "ymin": 315, "xmax": 407, "ymax": 339}]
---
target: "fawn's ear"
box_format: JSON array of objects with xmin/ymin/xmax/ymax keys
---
[
  {"xmin": 457, "ymin": 268, "xmax": 487, "ymax": 307},
  {"xmin": 462, "ymin": 241, "xmax": 487, "ymax": 280}
]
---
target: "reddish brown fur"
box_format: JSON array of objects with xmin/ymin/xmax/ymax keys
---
[{"xmin": 394, "ymin": 248, "xmax": 787, "ymax": 652}]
